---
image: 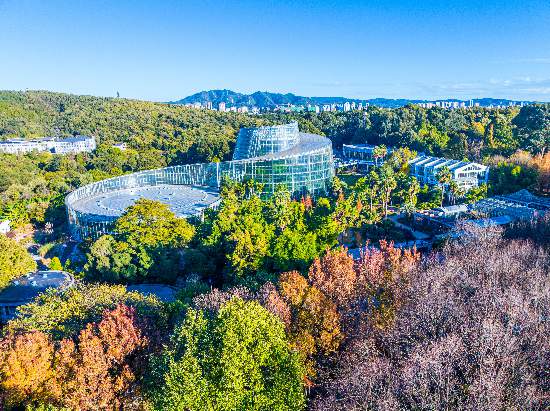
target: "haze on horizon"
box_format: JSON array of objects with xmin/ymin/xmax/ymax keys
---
[{"xmin": 1, "ymin": 0, "xmax": 549, "ymax": 102}]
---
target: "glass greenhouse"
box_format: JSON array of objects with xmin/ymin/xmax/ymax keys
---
[{"xmin": 66, "ymin": 123, "xmax": 334, "ymax": 239}]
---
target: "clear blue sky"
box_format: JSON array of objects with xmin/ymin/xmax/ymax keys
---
[{"xmin": 1, "ymin": 0, "xmax": 549, "ymax": 101}]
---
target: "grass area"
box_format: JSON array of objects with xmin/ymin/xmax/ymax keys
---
[{"xmin": 337, "ymin": 172, "xmax": 362, "ymax": 187}]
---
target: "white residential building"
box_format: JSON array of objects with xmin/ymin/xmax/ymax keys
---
[
  {"xmin": 0, "ymin": 135, "xmax": 96, "ymax": 155},
  {"xmin": 341, "ymin": 144, "xmax": 489, "ymax": 191},
  {"xmin": 409, "ymin": 155, "xmax": 489, "ymax": 190}
]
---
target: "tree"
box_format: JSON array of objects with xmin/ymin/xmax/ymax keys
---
[
  {"xmin": 435, "ymin": 166, "xmax": 452, "ymax": 206},
  {"xmin": 277, "ymin": 271, "xmax": 343, "ymax": 375},
  {"xmin": 7, "ymin": 283, "xmax": 163, "ymax": 340},
  {"xmin": 0, "ymin": 235, "xmax": 36, "ymax": 290},
  {"xmin": 448, "ymin": 180, "xmax": 464, "ymax": 205},
  {"xmin": 379, "ymin": 164, "xmax": 397, "ymax": 217},
  {"xmin": 48, "ymin": 256, "xmax": 62, "ymax": 271},
  {"xmin": 513, "ymin": 104, "xmax": 550, "ymax": 155},
  {"xmin": 55, "ymin": 304, "xmax": 153, "ymax": 410},
  {"xmin": 85, "ymin": 199, "xmax": 195, "ymax": 283},
  {"xmin": 0, "ymin": 331, "xmax": 58, "ymax": 408},
  {"xmin": 149, "ymin": 298, "xmax": 306, "ymax": 410},
  {"xmin": 308, "ymin": 247, "xmax": 357, "ymax": 310},
  {"xmin": 311, "ymin": 226, "xmax": 549, "ymax": 410},
  {"xmin": 465, "ymin": 183, "xmax": 487, "ymax": 204},
  {"xmin": 0, "ymin": 305, "xmax": 154, "ymax": 410},
  {"xmin": 372, "ymin": 145, "xmax": 388, "ymax": 166},
  {"xmin": 406, "ymin": 176, "xmax": 420, "ymax": 206}
]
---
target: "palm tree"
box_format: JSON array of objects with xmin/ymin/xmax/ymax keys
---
[
  {"xmin": 372, "ymin": 145, "xmax": 388, "ymax": 166},
  {"xmin": 379, "ymin": 165, "xmax": 396, "ymax": 218},
  {"xmin": 407, "ymin": 177, "xmax": 420, "ymax": 206},
  {"xmin": 400, "ymin": 202, "xmax": 416, "ymax": 227},
  {"xmin": 436, "ymin": 166, "xmax": 452, "ymax": 207},
  {"xmin": 448, "ymin": 180, "xmax": 464, "ymax": 205}
]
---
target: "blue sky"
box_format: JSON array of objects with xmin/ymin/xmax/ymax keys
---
[{"xmin": 1, "ymin": 0, "xmax": 549, "ymax": 101}]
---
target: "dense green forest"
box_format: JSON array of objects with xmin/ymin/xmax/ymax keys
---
[{"xmin": 0, "ymin": 90, "xmax": 549, "ymax": 410}]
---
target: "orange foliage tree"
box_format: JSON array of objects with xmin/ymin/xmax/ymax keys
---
[
  {"xmin": 277, "ymin": 271, "xmax": 343, "ymax": 376},
  {"xmin": 308, "ymin": 246, "xmax": 357, "ymax": 310},
  {"xmin": 0, "ymin": 304, "xmax": 153, "ymax": 410}
]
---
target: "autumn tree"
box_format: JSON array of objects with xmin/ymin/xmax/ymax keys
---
[
  {"xmin": 55, "ymin": 304, "xmax": 153, "ymax": 410},
  {"xmin": 0, "ymin": 332, "xmax": 58, "ymax": 408},
  {"xmin": 355, "ymin": 240, "xmax": 419, "ymax": 328},
  {"xmin": 311, "ymin": 225, "xmax": 549, "ymax": 410},
  {"xmin": 277, "ymin": 271, "xmax": 343, "ymax": 376},
  {"xmin": 308, "ymin": 247, "xmax": 357, "ymax": 310},
  {"xmin": 0, "ymin": 305, "xmax": 154, "ymax": 410}
]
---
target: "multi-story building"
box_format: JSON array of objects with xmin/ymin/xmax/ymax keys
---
[
  {"xmin": 409, "ymin": 155, "xmax": 489, "ymax": 190},
  {"xmin": 0, "ymin": 135, "xmax": 96, "ymax": 155},
  {"xmin": 218, "ymin": 102, "xmax": 226, "ymax": 112},
  {"xmin": 343, "ymin": 102, "xmax": 351, "ymax": 112},
  {"xmin": 341, "ymin": 144, "xmax": 489, "ymax": 191}
]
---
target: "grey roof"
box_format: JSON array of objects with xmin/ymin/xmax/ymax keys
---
[
  {"xmin": 70, "ymin": 184, "xmax": 220, "ymax": 219},
  {"xmin": 127, "ymin": 284, "xmax": 177, "ymax": 303},
  {"xmin": 0, "ymin": 271, "xmax": 73, "ymax": 304}
]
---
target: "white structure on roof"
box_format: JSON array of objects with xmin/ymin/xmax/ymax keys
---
[
  {"xmin": 0, "ymin": 135, "xmax": 96, "ymax": 155},
  {"xmin": 0, "ymin": 220, "xmax": 10, "ymax": 235},
  {"xmin": 409, "ymin": 155, "xmax": 489, "ymax": 191}
]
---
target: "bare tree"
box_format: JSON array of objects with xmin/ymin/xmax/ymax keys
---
[{"xmin": 311, "ymin": 223, "xmax": 550, "ymax": 410}]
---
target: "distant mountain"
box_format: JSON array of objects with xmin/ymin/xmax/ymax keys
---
[
  {"xmin": 168, "ymin": 90, "xmax": 533, "ymax": 109},
  {"xmin": 168, "ymin": 89, "xmax": 398, "ymax": 108}
]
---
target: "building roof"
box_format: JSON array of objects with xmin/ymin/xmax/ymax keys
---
[
  {"xmin": 70, "ymin": 184, "xmax": 221, "ymax": 220},
  {"xmin": 468, "ymin": 215, "xmax": 513, "ymax": 227},
  {"xmin": 0, "ymin": 271, "xmax": 73, "ymax": 304},
  {"xmin": 127, "ymin": 284, "xmax": 177, "ymax": 303}
]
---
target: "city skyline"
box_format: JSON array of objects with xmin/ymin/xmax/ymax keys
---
[{"xmin": 1, "ymin": 0, "xmax": 549, "ymax": 101}]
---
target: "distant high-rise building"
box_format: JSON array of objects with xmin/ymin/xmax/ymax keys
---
[
  {"xmin": 351, "ymin": 102, "xmax": 356, "ymax": 110},
  {"xmin": 357, "ymin": 103, "xmax": 363, "ymax": 110},
  {"xmin": 218, "ymin": 102, "xmax": 226, "ymax": 112},
  {"xmin": 343, "ymin": 102, "xmax": 351, "ymax": 112},
  {"xmin": 205, "ymin": 101, "xmax": 213, "ymax": 110}
]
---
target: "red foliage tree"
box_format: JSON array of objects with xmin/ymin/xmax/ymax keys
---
[{"xmin": 308, "ymin": 247, "xmax": 357, "ymax": 310}]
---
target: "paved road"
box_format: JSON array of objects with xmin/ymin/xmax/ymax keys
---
[{"xmin": 388, "ymin": 214, "xmax": 431, "ymax": 240}]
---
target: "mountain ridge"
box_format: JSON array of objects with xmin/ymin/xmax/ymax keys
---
[{"xmin": 168, "ymin": 89, "xmax": 534, "ymax": 109}]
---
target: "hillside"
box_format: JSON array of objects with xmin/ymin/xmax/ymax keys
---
[
  {"xmin": 0, "ymin": 90, "xmax": 267, "ymax": 163},
  {"xmin": 170, "ymin": 89, "xmax": 535, "ymax": 109}
]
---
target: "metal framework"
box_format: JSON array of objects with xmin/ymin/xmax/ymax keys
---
[{"xmin": 65, "ymin": 123, "xmax": 334, "ymax": 239}]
